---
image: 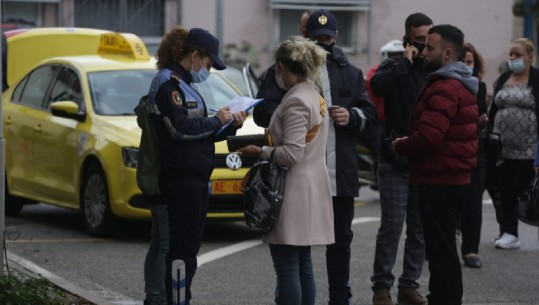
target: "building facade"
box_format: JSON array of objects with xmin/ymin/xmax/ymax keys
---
[{"xmin": 1, "ymin": 0, "xmax": 531, "ymax": 89}]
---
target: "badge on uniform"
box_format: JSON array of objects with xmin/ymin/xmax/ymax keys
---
[
  {"xmin": 171, "ymin": 91, "xmax": 182, "ymax": 106},
  {"xmin": 186, "ymin": 101, "xmax": 198, "ymax": 109},
  {"xmin": 318, "ymin": 15, "xmax": 328, "ymax": 25}
]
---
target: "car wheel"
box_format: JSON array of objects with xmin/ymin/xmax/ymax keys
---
[
  {"xmin": 5, "ymin": 197, "xmax": 24, "ymax": 216},
  {"xmin": 4, "ymin": 177, "xmax": 27, "ymax": 216},
  {"xmin": 80, "ymin": 163, "xmax": 114, "ymax": 236}
]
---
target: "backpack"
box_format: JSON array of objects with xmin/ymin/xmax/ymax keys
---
[{"xmin": 134, "ymin": 95, "xmax": 161, "ymax": 195}]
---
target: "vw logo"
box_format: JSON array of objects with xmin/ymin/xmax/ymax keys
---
[{"xmin": 225, "ymin": 153, "xmax": 242, "ymax": 170}]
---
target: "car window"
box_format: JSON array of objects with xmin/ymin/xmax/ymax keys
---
[
  {"xmin": 218, "ymin": 68, "xmax": 249, "ymax": 96},
  {"xmin": 18, "ymin": 65, "xmax": 59, "ymax": 108},
  {"xmin": 194, "ymin": 73, "xmax": 240, "ymax": 111},
  {"xmin": 11, "ymin": 76, "xmax": 29, "ymax": 102},
  {"xmin": 88, "ymin": 70, "xmax": 155, "ymax": 115},
  {"xmin": 49, "ymin": 67, "xmax": 83, "ymax": 107}
]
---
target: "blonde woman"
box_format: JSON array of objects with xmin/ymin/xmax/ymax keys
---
[
  {"xmin": 239, "ymin": 36, "xmax": 334, "ymax": 305},
  {"xmin": 489, "ymin": 38, "xmax": 539, "ymax": 249}
]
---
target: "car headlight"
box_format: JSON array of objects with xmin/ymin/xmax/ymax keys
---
[{"xmin": 122, "ymin": 147, "xmax": 139, "ymax": 168}]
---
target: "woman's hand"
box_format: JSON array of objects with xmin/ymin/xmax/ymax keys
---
[
  {"xmin": 238, "ymin": 145, "xmax": 262, "ymax": 157},
  {"xmin": 232, "ymin": 111, "xmax": 247, "ymax": 127},
  {"xmin": 215, "ymin": 106, "xmax": 232, "ymax": 124}
]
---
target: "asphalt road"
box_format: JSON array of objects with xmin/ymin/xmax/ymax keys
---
[{"xmin": 4, "ymin": 188, "xmax": 539, "ymax": 305}]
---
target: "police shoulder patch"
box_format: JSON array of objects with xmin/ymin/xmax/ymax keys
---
[{"xmin": 171, "ymin": 91, "xmax": 182, "ymax": 106}]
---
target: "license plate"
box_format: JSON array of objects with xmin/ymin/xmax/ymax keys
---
[{"xmin": 210, "ymin": 180, "xmax": 242, "ymax": 194}]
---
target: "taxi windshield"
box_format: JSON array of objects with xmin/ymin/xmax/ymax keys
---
[
  {"xmin": 88, "ymin": 70, "xmax": 155, "ymax": 115},
  {"xmin": 194, "ymin": 72, "xmax": 241, "ymax": 111}
]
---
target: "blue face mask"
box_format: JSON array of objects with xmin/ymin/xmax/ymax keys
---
[
  {"xmin": 508, "ymin": 58, "xmax": 526, "ymax": 74},
  {"xmin": 190, "ymin": 67, "xmax": 210, "ymax": 83},
  {"xmin": 465, "ymin": 65, "xmax": 474, "ymax": 75}
]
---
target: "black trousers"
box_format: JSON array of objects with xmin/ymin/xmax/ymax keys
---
[
  {"xmin": 418, "ymin": 184, "xmax": 468, "ymax": 305},
  {"xmin": 160, "ymin": 171, "xmax": 209, "ymax": 305},
  {"xmin": 461, "ymin": 165, "xmax": 486, "ymax": 255},
  {"xmin": 498, "ymin": 159, "xmax": 534, "ymax": 237},
  {"xmin": 326, "ymin": 196, "xmax": 355, "ymax": 305}
]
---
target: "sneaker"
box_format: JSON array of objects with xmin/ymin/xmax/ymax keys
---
[
  {"xmin": 373, "ymin": 288, "xmax": 393, "ymax": 305},
  {"xmin": 494, "ymin": 233, "xmax": 520, "ymax": 249},
  {"xmin": 397, "ymin": 288, "xmax": 426, "ymax": 305}
]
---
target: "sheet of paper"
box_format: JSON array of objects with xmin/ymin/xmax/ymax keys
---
[{"xmin": 227, "ymin": 96, "xmax": 263, "ymax": 113}]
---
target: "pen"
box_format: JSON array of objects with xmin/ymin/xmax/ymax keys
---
[{"xmin": 209, "ymin": 108, "xmax": 219, "ymax": 112}]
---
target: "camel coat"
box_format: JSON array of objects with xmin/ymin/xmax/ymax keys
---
[{"xmin": 261, "ymin": 81, "xmax": 335, "ymax": 246}]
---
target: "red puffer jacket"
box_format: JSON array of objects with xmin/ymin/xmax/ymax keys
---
[{"xmin": 395, "ymin": 75, "xmax": 478, "ymax": 185}]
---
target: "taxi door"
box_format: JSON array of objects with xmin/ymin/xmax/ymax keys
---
[
  {"xmin": 31, "ymin": 66, "xmax": 83, "ymax": 206},
  {"xmin": 3, "ymin": 64, "xmax": 60, "ymax": 196}
]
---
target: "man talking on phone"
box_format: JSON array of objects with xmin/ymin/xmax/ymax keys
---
[{"xmin": 369, "ymin": 12, "xmax": 433, "ymax": 305}]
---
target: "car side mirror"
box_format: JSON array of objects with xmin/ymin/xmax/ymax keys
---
[{"xmin": 50, "ymin": 101, "xmax": 86, "ymax": 122}]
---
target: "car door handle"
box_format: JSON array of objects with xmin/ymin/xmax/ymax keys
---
[{"xmin": 34, "ymin": 123, "xmax": 42, "ymax": 132}]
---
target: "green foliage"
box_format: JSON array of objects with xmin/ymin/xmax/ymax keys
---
[{"xmin": 0, "ymin": 273, "xmax": 68, "ymax": 305}]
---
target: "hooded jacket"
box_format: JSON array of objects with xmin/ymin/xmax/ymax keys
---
[{"xmin": 395, "ymin": 61, "xmax": 479, "ymax": 185}]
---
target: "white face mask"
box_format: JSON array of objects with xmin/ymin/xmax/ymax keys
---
[{"xmin": 275, "ymin": 72, "xmax": 287, "ymax": 91}]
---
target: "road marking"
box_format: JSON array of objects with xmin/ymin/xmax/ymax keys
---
[
  {"xmin": 197, "ymin": 216, "xmax": 381, "ymax": 267},
  {"xmin": 7, "ymin": 216, "xmax": 381, "ymax": 305},
  {"xmin": 198, "ymin": 239, "xmax": 262, "ymax": 267}
]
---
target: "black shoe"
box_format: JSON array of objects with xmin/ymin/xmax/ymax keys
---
[{"xmin": 463, "ymin": 254, "xmax": 482, "ymax": 268}]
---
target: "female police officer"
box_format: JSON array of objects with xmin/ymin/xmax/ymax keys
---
[{"xmin": 145, "ymin": 27, "xmax": 246, "ymax": 305}]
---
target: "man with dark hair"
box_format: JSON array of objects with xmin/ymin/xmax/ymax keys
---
[
  {"xmin": 392, "ymin": 24, "xmax": 478, "ymax": 305},
  {"xmin": 254, "ymin": 9, "xmax": 376, "ymax": 305},
  {"xmin": 369, "ymin": 12, "xmax": 432, "ymax": 305}
]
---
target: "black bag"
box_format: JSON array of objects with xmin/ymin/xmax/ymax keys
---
[
  {"xmin": 241, "ymin": 152, "xmax": 287, "ymax": 234},
  {"xmin": 517, "ymin": 174, "xmax": 539, "ymax": 227}
]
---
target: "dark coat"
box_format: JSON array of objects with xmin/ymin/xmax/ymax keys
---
[{"xmin": 253, "ymin": 45, "xmax": 376, "ymax": 196}]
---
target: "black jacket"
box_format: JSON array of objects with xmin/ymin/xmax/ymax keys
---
[
  {"xmin": 254, "ymin": 45, "xmax": 376, "ymax": 197},
  {"xmin": 370, "ymin": 56, "xmax": 427, "ymax": 166}
]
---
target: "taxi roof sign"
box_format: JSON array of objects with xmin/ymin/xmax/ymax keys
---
[{"xmin": 98, "ymin": 33, "xmax": 150, "ymax": 61}]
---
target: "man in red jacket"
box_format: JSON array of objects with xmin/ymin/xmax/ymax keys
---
[{"xmin": 392, "ymin": 24, "xmax": 478, "ymax": 305}]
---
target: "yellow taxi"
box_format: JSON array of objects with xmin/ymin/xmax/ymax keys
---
[{"xmin": 3, "ymin": 28, "xmax": 262, "ymax": 236}]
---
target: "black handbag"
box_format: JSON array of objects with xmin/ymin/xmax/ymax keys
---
[
  {"xmin": 517, "ymin": 174, "xmax": 539, "ymax": 227},
  {"xmin": 241, "ymin": 151, "xmax": 288, "ymax": 234}
]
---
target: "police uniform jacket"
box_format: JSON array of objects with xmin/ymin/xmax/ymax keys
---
[
  {"xmin": 148, "ymin": 62, "xmax": 237, "ymax": 181},
  {"xmin": 254, "ymin": 46, "xmax": 376, "ymax": 197}
]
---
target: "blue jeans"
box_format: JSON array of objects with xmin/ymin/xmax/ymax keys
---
[
  {"xmin": 144, "ymin": 204, "xmax": 169, "ymax": 305},
  {"xmin": 372, "ymin": 162, "xmax": 424, "ymax": 290},
  {"xmin": 269, "ymin": 244, "xmax": 315, "ymax": 305}
]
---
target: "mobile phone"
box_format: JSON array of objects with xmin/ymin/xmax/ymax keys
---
[{"xmin": 328, "ymin": 106, "xmax": 339, "ymax": 112}]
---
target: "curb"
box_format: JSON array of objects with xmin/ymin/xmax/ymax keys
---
[{"xmin": 6, "ymin": 250, "xmax": 114, "ymax": 305}]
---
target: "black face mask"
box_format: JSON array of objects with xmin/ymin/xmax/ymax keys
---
[
  {"xmin": 403, "ymin": 37, "xmax": 426, "ymax": 55},
  {"xmin": 317, "ymin": 42, "xmax": 334, "ymax": 53}
]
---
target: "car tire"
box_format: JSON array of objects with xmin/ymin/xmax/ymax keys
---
[
  {"xmin": 4, "ymin": 177, "xmax": 28, "ymax": 216},
  {"xmin": 80, "ymin": 163, "xmax": 114, "ymax": 236},
  {"xmin": 5, "ymin": 196, "xmax": 24, "ymax": 216}
]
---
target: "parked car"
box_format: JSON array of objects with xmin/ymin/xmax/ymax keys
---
[{"xmin": 3, "ymin": 27, "xmax": 262, "ymax": 236}]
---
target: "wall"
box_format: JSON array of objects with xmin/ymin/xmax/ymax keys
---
[{"xmin": 183, "ymin": 0, "xmax": 515, "ymax": 91}]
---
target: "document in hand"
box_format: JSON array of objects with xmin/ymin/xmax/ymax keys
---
[
  {"xmin": 216, "ymin": 97, "xmax": 264, "ymax": 136},
  {"xmin": 228, "ymin": 96, "xmax": 264, "ymax": 113}
]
